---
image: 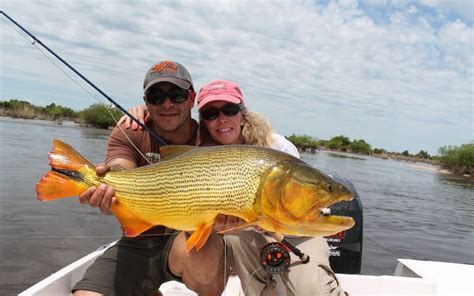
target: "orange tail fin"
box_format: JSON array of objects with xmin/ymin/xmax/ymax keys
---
[{"xmin": 36, "ymin": 140, "xmax": 97, "ymax": 201}]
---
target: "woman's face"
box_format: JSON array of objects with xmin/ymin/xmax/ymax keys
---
[{"xmin": 201, "ymin": 100, "xmax": 243, "ymax": 145}]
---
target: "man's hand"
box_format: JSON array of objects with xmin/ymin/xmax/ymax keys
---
[
  {"xmin": 79, "ymin": 164, "xmax": 116, "ymax": 215},
  {"xmin": 116, "ymin": 104, "xmax": 149, "ymax": 130}
]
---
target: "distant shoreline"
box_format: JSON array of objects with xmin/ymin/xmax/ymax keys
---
[
  {"xmin": 300, "ymin": 149, "xmax": 467, "ymax": 177},
  {"xmin": 2, "ymin": 115, "xmax": 470, "ymax": 178},
  {"xmin": 299, "ymin": 146, "xmax": 440, "ymax": 165},
  {"xmin": 0, "ymin": 100, "xmax": 123, "ymax": 129},
  {"xmin": 1, "ymin": 114, "xmax": 89, "ymax": 128},
  {"xmin": 407, "ymin": 164, "xmax": 451, "ymax": 174}
]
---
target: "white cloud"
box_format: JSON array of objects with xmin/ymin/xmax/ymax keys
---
[
  {"xmin": 1, "ymin": 0, "xmax": 472, "ymax": 154},
  {"xmin": 420, "ymin": 0, "xmax": 474, "ymax": 21}
]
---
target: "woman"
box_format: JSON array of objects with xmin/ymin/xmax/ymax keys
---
[
  {"xmin": 119, "ymin": 80, "xmax": 345, "ymax": 296},
  {"xmin": 196, "ymin": 80, "xmax": 344, "ymax": 296}
]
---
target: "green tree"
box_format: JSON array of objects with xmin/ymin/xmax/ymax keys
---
[
  {"xmin": 415, "ymin": 150, "xmax": 430, "ymax": 159},
  {"xmin": 0, "ymin": 99, "xmax": 36, "ymax": 118},
  {"xmin": 350, "ymin": 139, "xmax": 372, "ymax": 155},
  {"xmin": 438, "ymin": 143, "xmax": 474, "ymax": 175},
  {"xmin": 79, "ymin": 103, "xmax": 123, "ymax": 129},
  {"xmin": 1, "ymin": 99, "xmax": 32, "ymax": 110},
  {"xmin": 373, "ymin": 148, "xmax": 387, "ymax": 154},
  {"xmin": 1, "ymin": 99, "xmax": 78, "ymax": 119},
  {"xmin": 318, "ymin": 139, "xmax": 328, "ymax": 148},
  {"xmin": 287, "ymin": 134, "xmax": 320, "ymax": 149},
  {"xmin": 327, "ymin": 135, "xmax": 351, "ymax": 151},
  {"xmin": 41, "ymin": 103, "xmax": 77, "ymax": 119}
]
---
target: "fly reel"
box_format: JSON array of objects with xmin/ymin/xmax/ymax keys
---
[{"xmin": 259, "ymin": 242, "xmax": 291, "ymax": 274}]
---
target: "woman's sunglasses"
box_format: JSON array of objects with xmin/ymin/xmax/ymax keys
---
[
  {"xmin": 200, "ymin": 104, "xmax": 242, "ymax": 121},
  {"xmin": 145, "ymin": 89, "xmax": 189, "ymax": 105}
]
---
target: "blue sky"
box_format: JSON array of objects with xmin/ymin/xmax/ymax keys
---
[{"xmin": 1, "ymin": 0, "xmax": 472, "ymax": 155}]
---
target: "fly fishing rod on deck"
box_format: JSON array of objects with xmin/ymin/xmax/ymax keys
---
[{"xmin": 0, "ymin": 10, "xmax": 167, "ymax": 146}]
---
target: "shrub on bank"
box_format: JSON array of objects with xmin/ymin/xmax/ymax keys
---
[
  {"xmin": 39, "ymin": 103, "xmax": 77, "ymax": 119},
  {"xmin": 1, "ymin": 100, "xmax": 123, "ymax": 128},
  {"xmin": 79, "ymin": 103, "xmax": 124, "ymax": 129},
  {"xmin": 0, "ymin": 100, "xmax": 78, "ymax": 120},
  {"xmin": 438, "ymin": 143, "xmax": 474, "ymax": 176},
  {"xmin": 350, "ymin": 139, "xmax": 372, "ymax": 154},
  {"xmin": 0, "ymin": 99, "xmax": 38, "ymax": 119}
]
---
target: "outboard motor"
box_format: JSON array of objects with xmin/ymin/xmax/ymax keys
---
[{"xmin": 325, "ymin": 177, "xmax": 363, "ymax": 274}]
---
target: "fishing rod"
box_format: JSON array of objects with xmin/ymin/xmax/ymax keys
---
[{"xmin": 0, "ymin": 10, "xmax": 167, "ymax": 146}]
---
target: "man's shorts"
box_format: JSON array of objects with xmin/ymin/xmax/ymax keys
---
[{"xmin": 72, "ymin": 228, "xmax": 181, "ymax": 296}]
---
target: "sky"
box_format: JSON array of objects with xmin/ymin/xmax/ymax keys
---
[{"xmin": 1, "ymin": 0, "xmax": 473, "ymax": 155}]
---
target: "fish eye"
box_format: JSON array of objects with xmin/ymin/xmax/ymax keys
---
[{"xmin": 327, "ymin": 184, "xmax": 334, "ymax": 192}]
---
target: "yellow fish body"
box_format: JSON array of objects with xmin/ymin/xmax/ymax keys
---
[{"xmin": 37, "ymin": 140, "xmax": 355, "ymax": 251}]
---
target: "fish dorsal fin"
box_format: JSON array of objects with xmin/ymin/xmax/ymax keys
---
[{"xmin": 159, "ymin": 145, "xmax": 194, "ymax": 160}]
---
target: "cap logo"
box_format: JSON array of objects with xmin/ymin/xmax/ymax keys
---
[
  {"xmin": 209, "ymin": 83, "xmax": 226, "ymax": 90},
  {"xmin": 151, "ymin": 61, "xmax": 177, "ymax": 74}
]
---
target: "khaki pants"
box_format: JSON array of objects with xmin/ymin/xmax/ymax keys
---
[{"xmin": 224, "ymin": 231, "xmax": 346, "ymax": 296}]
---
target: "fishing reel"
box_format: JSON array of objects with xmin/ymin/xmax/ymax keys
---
[
  {"xmin": 260, "ymin": 242, "xmax": 291, "ymax": 274},
  {"xmin": 259, "ymin": 236, "xmax": 310, "ymax": 274}
]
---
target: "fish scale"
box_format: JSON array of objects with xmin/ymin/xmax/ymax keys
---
[{"xmin": 101, "ymin": 145, "xmax": 287, "ymax": 224}]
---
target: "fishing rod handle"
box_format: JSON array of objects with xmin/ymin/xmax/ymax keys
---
[{"xmin": 269, "ymin": 232, "xmax": 310, "ymax": 264}]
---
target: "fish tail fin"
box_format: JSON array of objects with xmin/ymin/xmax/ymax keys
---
[
  {"xmin": 36, "ymin": 140, "xmax": 97, "ymax": 201},
  {"xmin": 36, "ymin": 171, "xmax": 88, "ymax": 201}
]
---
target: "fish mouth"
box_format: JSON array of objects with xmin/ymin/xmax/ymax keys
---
[
  {"xmin": 313, "ymin": 215, "xmax": 355, "ymax": 234},
  {"xmin": 303, "ymin": 206, "xmax": 355, "ymax": 235},
  {"xmin": 293, "ymin": 207, "xmax": 355, "ymax": 236},
  {"xmin": 305, "ymin": 191, "xmax": 354, "ymax": 221},
  {"xmin": 301, "ymin": 191, "xmax": 355, "ymax": 237}
]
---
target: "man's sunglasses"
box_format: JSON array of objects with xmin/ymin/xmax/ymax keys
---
[
  {"xmin": 200, "ymin": 104, "xmax": 242, "ymax": 121},
  {"xmin": 145, "ymin": 89, "xmax": 189, "ymax": 105}
]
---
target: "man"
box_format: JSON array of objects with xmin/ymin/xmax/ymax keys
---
[{"xmin": 73, "ymin": 60, "xmax": 228, "ymax": 296}]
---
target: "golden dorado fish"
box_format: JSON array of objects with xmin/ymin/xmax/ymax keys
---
[{"xmin": 36, "ymin": 140, "xmax": 355, "ymax": 251}]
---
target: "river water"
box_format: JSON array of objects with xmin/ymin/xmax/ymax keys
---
[{"xmin": 1, "ymin": 117, "xmax": 473, "ymax": 294}]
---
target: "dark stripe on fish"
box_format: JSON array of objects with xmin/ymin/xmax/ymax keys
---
[{"xmin": 52, "ymin": 167, "xmax": 83, "ymax": 181}]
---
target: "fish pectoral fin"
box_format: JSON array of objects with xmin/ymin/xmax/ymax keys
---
[
  {"xmin": 112, "ymin": 202, "xmax": 155, "ymax": 237},
  {"xmin": 186, "ymin": 222, "xmax": 214, "ymax": 252}
]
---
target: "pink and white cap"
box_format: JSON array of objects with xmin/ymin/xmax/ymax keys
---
[{"xmin": 197, "ymin": 80, "xmax": 244, "ymax": 110}]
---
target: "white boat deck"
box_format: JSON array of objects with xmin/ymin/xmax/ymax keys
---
[{"xmin": 19, "ymin": 242, "xmax": 474, "ymax": 296}]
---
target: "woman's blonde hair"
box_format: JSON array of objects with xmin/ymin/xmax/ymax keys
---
[{"xmin": 240, "ymin": 106, "xmax": 273, "ymax": 147}]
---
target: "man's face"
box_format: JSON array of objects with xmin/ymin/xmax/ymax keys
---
[{"xmin": 144, "ymin": 82, "xmax": 194, "ymax": 133}]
